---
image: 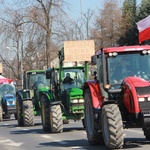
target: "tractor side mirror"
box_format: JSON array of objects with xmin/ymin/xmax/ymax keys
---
[
  {"xmin": 46, "ymin": 68, "xmax": 53, "ymax": 79},
  {"xmin": 91, "ymin": 68, "xmax": 97, "ymax": 76}
]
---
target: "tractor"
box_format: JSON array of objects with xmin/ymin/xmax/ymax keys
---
[
  {"xmin": 0, "ymin": 83, "xmax": 16, "ymax": 121},
  {"xmin": 83, "ymin": 45, "xmax": 150, "ymax": 149},
  {"xmin": 40, "ymin": 40, "xmax": 95, "ymax": 133},
  {"xmin": 16, "ymin": 70, "xmax": 50, "ymax": 126}
]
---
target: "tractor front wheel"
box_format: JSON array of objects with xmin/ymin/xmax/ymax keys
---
[
  {"xmin": 41, "ymin": 95, "xmax": 51, "ymax": 132},
  {"xmin": 101, "ymin": 104, "xmax": 124, "ymax": 149},
  {"xmin": 143, "ymin": 127, "xmax": 150, "ymax": 140},
  {"xmin": 16, "ymin": 95, "xmax": 23, "ymax": 126},
  {"xmin": 84, "ymin": 89, "xmax": 104, "ymax": 145},
  {"xmin": 50, "ymin": 104, "xmax": 63, "ymax": 133},
  {"xmin": 22, "ymin": 100, "xmax": 34, "ymax": 126}
]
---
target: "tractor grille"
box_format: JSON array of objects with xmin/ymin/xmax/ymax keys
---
[
  {"xmin": 136, "ymin": 86, "xmax": 150, "ymax": 95},
  {"xmin": 139, "ymin": 101, "xmax": 150, "ymax": 110}
]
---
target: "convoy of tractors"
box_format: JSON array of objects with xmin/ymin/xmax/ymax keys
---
[{"xmin": 1, "ymin": 40, "xmax": 150, "ymax": 149}]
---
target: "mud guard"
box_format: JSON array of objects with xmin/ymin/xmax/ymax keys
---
[{"xmin": 84, "ymin": 80, "xmax": 103, "ymax": 109}]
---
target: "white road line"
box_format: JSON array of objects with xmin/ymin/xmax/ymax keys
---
[
  {"xmin": 0, "ymin": 139, "xmax": 23, "ymax": 147},
  {"xmin": 72, "ymin": 146, "xmax": 84, "ymax": 149},
  {"xmin": 41, "ymin": 135, "xmax": 52, "ymax": 139}
]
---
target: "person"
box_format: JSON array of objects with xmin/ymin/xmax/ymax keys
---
[
  {"xmin": 33, "ymin": 76, "xmax": 43, "ymax": 88},
  {"xmin": 63, "ymin": 73, "xmax": 74, "ymax": 84}
]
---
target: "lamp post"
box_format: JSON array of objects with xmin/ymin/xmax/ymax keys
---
[{"xmin": 6, "ymin": 46, "xmax": 23, "ymax": 88}]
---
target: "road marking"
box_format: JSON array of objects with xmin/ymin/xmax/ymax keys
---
[
  {"xmin": 22, "ymin": 128, "xmax": 29, "ymax": 131},
  {"xmin": 41, "ymin": 135, "xmax": 52, "ymax": 139},
  {"xmin": 0, "ymin": 139, "xmax": 23, "ymax": 147},
  {"xmin": 72, "ymin": 146, "xmax": 84, "ymax": 149}
]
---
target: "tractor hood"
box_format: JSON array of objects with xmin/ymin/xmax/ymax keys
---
[
  {"xmin": 66, "ymin": 87, "xmax": 83, "ymax": 96},
  {"xmin": 123, "ymin": 76, "xmax": 150, "ymax": 88},
  {"xmin": 4, "ymin": 93, "xmax": 16, "ymax": 98},
  {"xmin": 122, "ymin": 76, "xmax": 150, "ymax": 114}
]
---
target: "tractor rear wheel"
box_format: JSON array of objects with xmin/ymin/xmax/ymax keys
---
[
  {"xmin": 41, "ymin": 95, "xmax": 51, "ymax": 132},
  {"xmin": 84, "ymin": 89, "xmax": 104, "ymax": 145},
  {"xmin": 16, "ymin": 95, "xmax": 23, "ymax": 126},
  {"xmin": 0, "ymin": 105, "xmax": 2, "ymax": 121},
  {"xmin": 143, "ymin": 128, "xmax": 150, "ymax": 140},
  {"xmin": 50, "ymin": 104, "xmax": 63, "ymax": 133},
  {"xmin": 22, "ymin": 100, "xmax": 34, "ymax": 126},
  {"xmin": 101, "ymin": 104, "xmax": 124, "ymax": 149}
]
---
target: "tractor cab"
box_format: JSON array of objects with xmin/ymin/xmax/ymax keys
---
[
  {"xmin": 94, "ymin": 46, "xmax": 150, "ymax": 95},
  {"xmin": 61, "ymin": 67, "xmax": 85, "ymax": 90}
]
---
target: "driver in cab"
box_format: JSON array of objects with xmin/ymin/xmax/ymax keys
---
[{"xmin": 63, "ymin": 73, "xmax": 74, "ymax": 84}]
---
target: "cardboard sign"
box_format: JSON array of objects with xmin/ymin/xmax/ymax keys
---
[{"xmin": 64, "ymin": 40, "xmax": 95, "ymax": 62}]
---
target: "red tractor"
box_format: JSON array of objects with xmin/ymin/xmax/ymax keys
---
[{"xmin": 83, "ymin": 45, "xmax": 150, "ymax": 149}]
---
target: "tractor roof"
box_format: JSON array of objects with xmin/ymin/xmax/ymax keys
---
[{"xmin": 104, "ymin": 45, "xmax": 150, "ymax": 53}]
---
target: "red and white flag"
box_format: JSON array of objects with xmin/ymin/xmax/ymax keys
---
[{"xmin": 136, "ymin": 15, "xmax": 150, "ymax": 43}]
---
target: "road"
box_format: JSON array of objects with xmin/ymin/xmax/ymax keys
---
[{"xmin": 0, "ymin": 116, "xmax": 150, "ymax": 150}]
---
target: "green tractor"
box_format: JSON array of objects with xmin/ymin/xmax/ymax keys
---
[
  {"xmin": 40, "ymin": 42, "xmax": 94, "ymax": 133},
  {"xmin": 16, "ymin": 70, "xmax": 50, "ymax": 126}
]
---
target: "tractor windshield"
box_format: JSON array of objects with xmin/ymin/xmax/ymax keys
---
[
  {"xmin": 27, "ymin": 73, "xmax": 49, "ymax": 89},
  {"xmin": 0, "ymin": 84, "xmax": 16, "ymax": 97},
  {"xmin": 107, "ymin": 52, "xmax": 150, "ymax": 89},
  {"xmin": 62, "ymin": 68, "xmax": 85, "ymax": 90}
]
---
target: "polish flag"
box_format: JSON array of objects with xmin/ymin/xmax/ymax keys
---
[{"xmin": 136, "ymin": 15, "xmax": 150, "ymax": 43}]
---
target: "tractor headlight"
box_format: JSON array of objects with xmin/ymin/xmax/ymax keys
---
[
  {"xmin": 148, "ymin": 97, "xmax": 150, "ymax": 101},
  {"xmin": 79, "ymin": 99, "xmax": 84, "ymax": 103},
  {"xmin": 108, "ymin": 52, "xmax": 118, "ymax": 57},
  {"xmin": 71, "ymin": 99, "xmax": 78, "ymax": 103},
  {"xmin": 138, "ymin": 98, "xmax": 145, "ymax": 102},
  {"xmin": 7, "ymin": 100, "xmax": 14, "ymax": 105}
]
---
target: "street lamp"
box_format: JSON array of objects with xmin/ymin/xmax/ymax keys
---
[{"xmin": 6, "ymin": 46, "xmax": 23, "ymax": 88}]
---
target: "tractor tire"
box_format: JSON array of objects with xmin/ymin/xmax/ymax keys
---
[
  {"xmin": 101, "ymin": 104, "xmax": 124, "ymax": 149},
  {"xmin": 16, "ymin": 95, "xmax": 24, "ymax": 126},
  {"xmin": 22, "ymin": 100, "xmax": 34, "ymax": 126},
  {"xmin": 50, "ymin": 104, "xmax": 63, "ymax": 133},
  {"xmin": 84, "ymin": 89, "xmax": 104, "ymax": 145},
  {"xmin": 143, "ymin": 128, "xmax": 150, "ymax": 140},
  {"xmin": 0, "ymin": 105, "xmax": 3, "ymax": 121},
  {"xmin": 41, "ymin": 95, "xmax": 51, "ymax": 132}
]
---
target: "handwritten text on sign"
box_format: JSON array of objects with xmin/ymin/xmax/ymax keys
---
[{"xmin": 64, "ymin": 40, "xmax": 95, "ymax": 62}]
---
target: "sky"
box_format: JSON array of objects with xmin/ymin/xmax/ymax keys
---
[{"xmin": 66, "ymin": 0, "xmax": 142, "ymax": 20}]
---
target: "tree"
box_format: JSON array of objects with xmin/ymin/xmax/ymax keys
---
[
  {"xmin": 137, "ymin": 0, "xmax": 150, "ymax": 20},
  {"xmin": 117, "ymin": 0, "xmax": 138, "ymax": 45},
  {"xmin": 91, "ymin": 0, "xmax": 122, "ymax": 49},
  {"xmin": 26, "ymin": 0, "xmax": 66, "ymax": 68}
]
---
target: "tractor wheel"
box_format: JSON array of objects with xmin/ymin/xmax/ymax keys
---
[
  {"xmin": 14, "ymin": 113, "xmax": 17, "ymax": 120},
  {"xmin": 101, "ymin": 104, "xmax": 124, "ymax": 149},
  {"xmin": 143, "ymin": 128, "xmax": 150, "ymax": 140},
  {"xmin": 16, "ymin": 95, "xmax": 24, "ymax": 126},
  {"xmin": 50, "ymin": 104, "xmax": 63, "ymax": 133},
  {"xmin": 22, "ymin": 100, "xmax": 34, "ymax": 126},
  {"xmin": 41, "ymin": 95, "xmax": 51, "ymax": 132},
  {"xmin": 0, "ymin": 105, "xmax": 3, "ymax": 121},
  {"xmin": 84, "ymin": 89, "xmax": 104, "ymax": 145},
  {"xmin": 82, "ymin": 119, "xmax": 85, "ymax": 128}
]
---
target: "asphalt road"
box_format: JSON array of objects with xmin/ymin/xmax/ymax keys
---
[{"xmin": 0, "ymin": 116, "xmax": 150, "ymax": 150}]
